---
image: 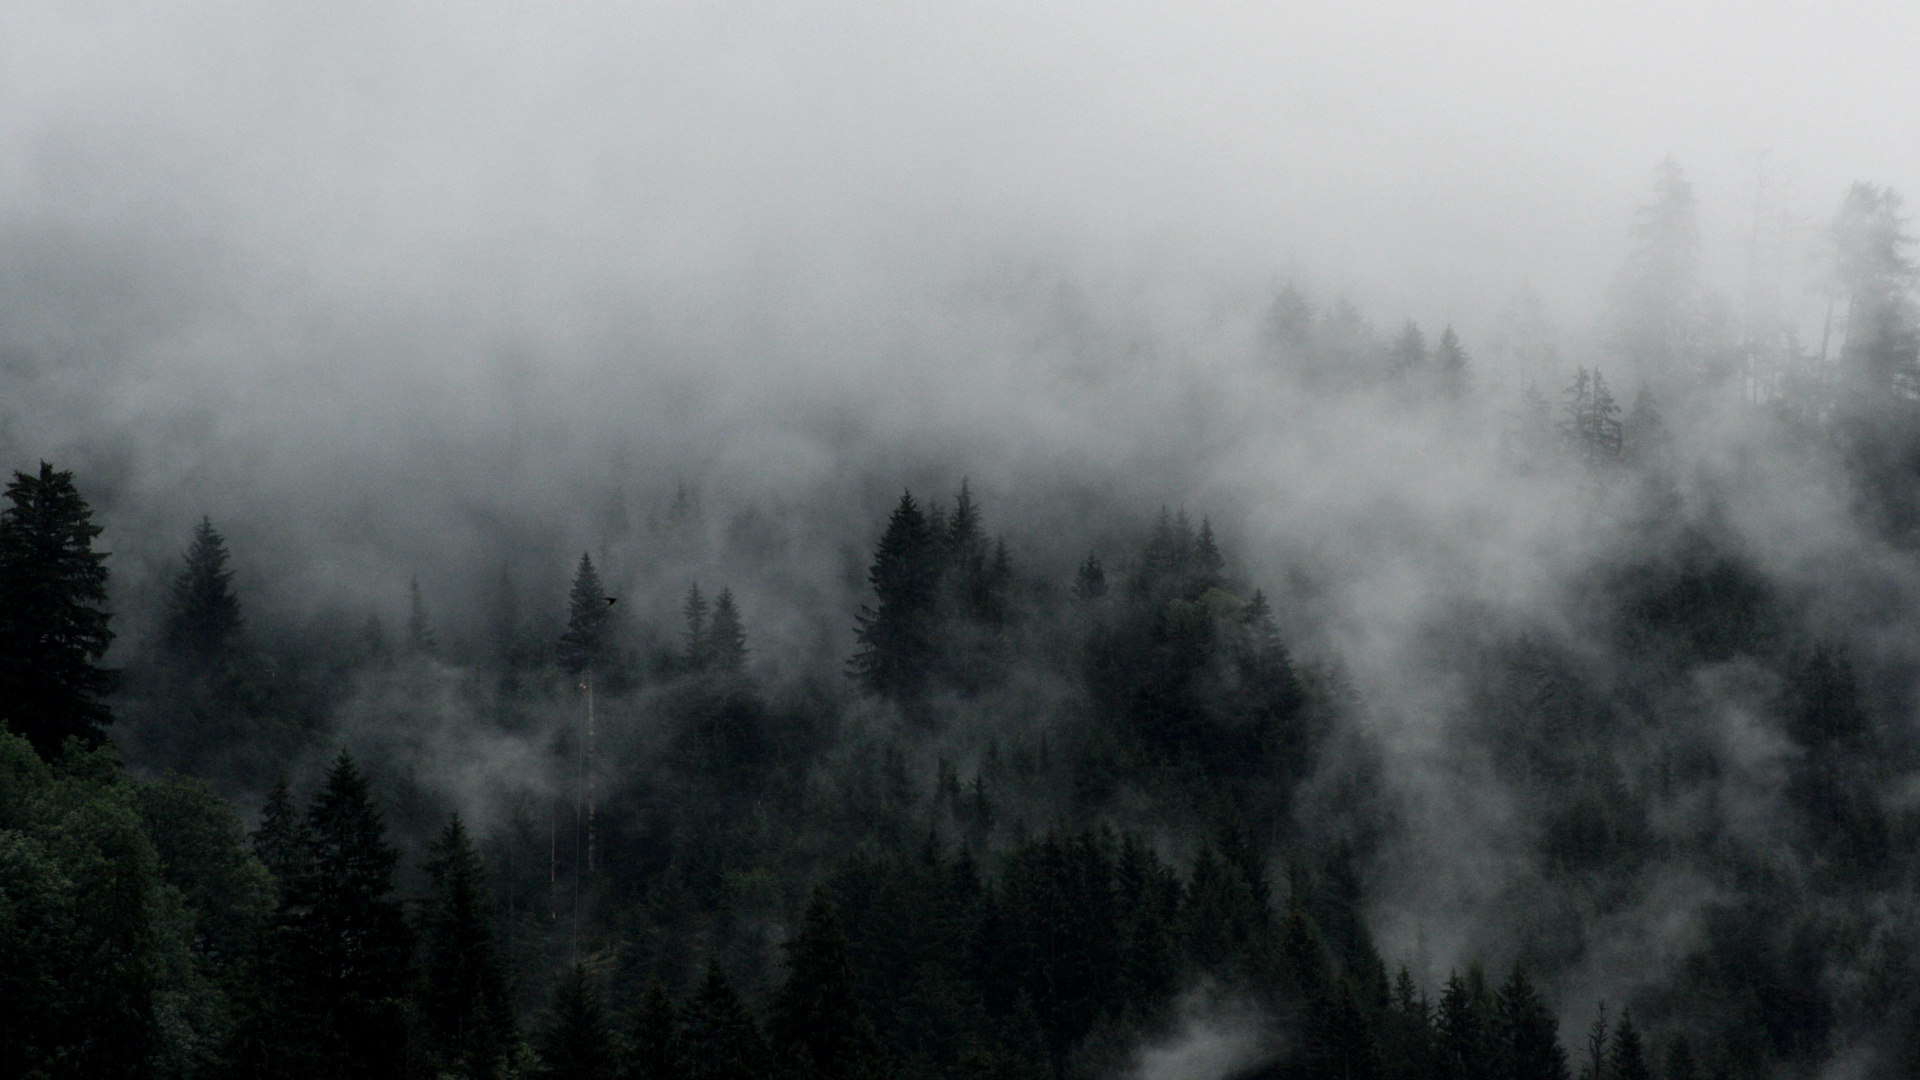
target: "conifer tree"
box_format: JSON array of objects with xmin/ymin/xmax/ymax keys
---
[
  {"xmin": 1497, "ymin": 966, "xmax": 1570, "ymax": 1080},
  {"xmin": 1389, "ymin": 319, "xmax": 1428, "ymax": 381},
  {"xmin": 1576, "ymin": 1003, "xmax": 1609, "ymax": 1080},
  {"xmin": 850, "ymin": 492, "xmax": 940, "ymax": 698},
  {"xmin": 683, "ymin": 959, "xmax": 770, "ymax": 1080},
  {"xmin": 1435, "ymin": 326, "xmax": 1473, "ymax": 398},
  {"xmin": 1609, "ymin": 158, "xmax": 1706, "ymax": 374},
  {"xmin": 682, "ymin": 583, "xmax": 710, "ymax": 671},
  {"xmin": 164, "ymin": 516, "xmax": 243, "ymax": 665},
  {"xmin": 559, "ymin": 554, "xmax": 611, "ymax": 676},
  {"xmin": 0, "ymin": 461, "xmax": 116, "ymax": 759},
  {"xmin": 534, "ymin": 963, "xmax": 617, "ymax": 1080},
  {"xmin": 419, "ymin": 814, "xmax": 514, "ymax": 1080},
  {"xmin": 408, "ymin": 575, "xmax": 438, "ymax": 656},
  {"xmin": 290, "ymin": 751, "xmax": 412, "ymax": 1079},
  {"xmin": 1607, "ymin": 1009, "xmax": 1649, "ymax": 1080},
  {"xmin": 1193, "ymin": 519, "xmax": 1225, "ymax": 595},
  {"xmin": 1072, "ymin": 554, "xmax": 1106, "ymax": 601},
  {"xmin": 1438, "ymin": 969, "xmax": 1494, "ymax": 1080},
  {"xmin": 624, "ymin": 981, "xmax": 686, "ymax": 1080},
  {"xmin": 704, "ymin": 589, "xmax": 747, "ymax": 675},
  {"xmin": 769, "ymin": 889, "xmax": 883, "ymax": 1080},
  {"xmin": 252, "ymin": 776, "xmax": 308, "ymax": 888},
  {"xmin": 1662, "ymin": 1035, "xmax": 1697, "ymax": 1080}
]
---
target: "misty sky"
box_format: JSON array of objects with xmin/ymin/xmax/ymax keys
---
[{"xmin": 5, "ymin": 0, "xmax": 1918, "ymax": 346}]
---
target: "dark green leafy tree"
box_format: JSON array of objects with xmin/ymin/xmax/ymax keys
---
[
  {"xmin": 162, "ymin": 516, "xmax": 243, "ymax": 666},
  {"xmin": 683, "ymin": 959, "xmax": 770, "ymax": 1080},
  {"xmin": 850, "ymin": 493, "xmax": 940, "ymax": 699},
  {"xmin": 418, "ymin": 814, "xmax": 514, "ymax": 1080},
  {"xmin": 623, "ymin": 981, "xmax": 686, "ymax": 1080},
  {"xmin": 558, "ymin": 554, "xmax": 611, "ymax": 677},
  {"xmin": 0, "ymin": 462, "xmax": 116, "ymax": 759},
  {"xmin": 533, "ymin": 963, "xmax": 616, "ymax": 1080},
  {"xmin": 769, "ymin": 889, "xmax": 884, "ymax": 1080}
]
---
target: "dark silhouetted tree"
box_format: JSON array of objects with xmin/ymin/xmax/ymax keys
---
[
  {"xmin": 408, "ymin": 575, "xmax": 437, "ymax": 656},
  {"xmin": 1497, "ymin": 966, "xmax": 1570, "ymax": 1080},
  {"xmin": 1073, "ymin": 554, "xmax": 1106, "ymax": 601},
  {"xmin": 1436, "ymin": 325, "xmax": 1473, "ymax": 398},
  {"xmin": 850, "ymin": 492, "xmax": 940, "ymax": 698},
  {"xmin": 683, "ymin": 959, "xmax": 770, "ymax": 1080},
  {"xmin": 1607, "ymin": 1009, "xmax": 1649, "ymax": 1080},
  {"xmin": 0, "ymin": 461, "xmax": 116, "ymax": 759},
  {"xmin": 683, "ymin": 583, "xmax": 710, "ymax": 670},
  {"xmin": 558, "ymin": 554, "xmax": 611, "ymax": 676},
  {"xmin": 163, "ymin": 516, "xmax": 243, "ymax": 665},
  {"xmin": 705, "ymin": 589, "xmax": 747, "ymax": 675},
  {"xmin": 534, "ymin": 963, "xmax": 616, "ymax": 1080},
  {"xmin": 769, "ymin": 889, "xmax": 883, "ymax": 1080},
  {"xmin": 419, "ymin": 814, "xmax": 514, "ymax": 1080},
  {"xmin": 623, "ymin": 981, "xmax": 686, "ymax": 1080}
]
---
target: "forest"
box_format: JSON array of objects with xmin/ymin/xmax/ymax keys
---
[{"xmin": 7, "ymin": 164, "xmax": 1920, "ymax": 1080}]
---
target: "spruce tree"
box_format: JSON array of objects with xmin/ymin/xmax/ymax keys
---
[
  {"xmin": 623, "ymin": 981, "xmax": 686, "ymax": 1080},
  {"xmin": 1607, "ymin": 1009, "xmax": 1650, "ymax": 1080},
  {"xmin": 849, "ymin": 492, "xmax": 940, "ymax": 698},
  {"xmin": 1576, "ymin": 1003, "xmax": 1609, "ymax": 1080},
  {"xmin": 769, "ymin": 889, "xmax": 883, "ymax": 1080},
  {"xmin": 1389, "ymin": 319, "xmax": 1428, "ymax": 381},
  {"xmin": 682, "ymin": 583, "xmax": 710, "ymax": 671},
  {"xmin": 0, "ymin": 461, "xmax": 116, "ymax": 759},
  {"xmin": 163, "ymin": 516, "xmax": 243, "ymax": 665},
  {"xmin": 1072, "ymin": 554, "xmax": 1106, "ymax": 601},
  {"xmin": 419, "ymin": 814, "xmax": 514, "ymax": 1080},
  {"xmin": 683, "ymin": 959, "xmax": 770, "ymax": 1080},
  {"xmin": 558, "ymin": 554, "xmax": 611, "ymax": 677},
  {"xmin": 534, "ymin": 963, "xmax": 616, "ymax": 1080},
  {"xmin": 704, "ymin": 589, "xmax": 747, "ymax": 675},
  {"xmin": 408, "ymin": 575, "xmax": 438, "ymax": 656},
  {"xmin": 1497, "ymin": 966, "xmax": 1570, "ymax": 1080},
  {"xmin": 290, "ymin": 751, "xmax": 412, "ymax": 1080},
  {"xmin": 1435, "ymin": 326, "xmax": 1472, "ymax": 398}
]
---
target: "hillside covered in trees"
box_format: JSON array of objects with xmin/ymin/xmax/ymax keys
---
[{"xmin": 11, "ymin": 157, "xmax": 1920, "ymax": 1080}]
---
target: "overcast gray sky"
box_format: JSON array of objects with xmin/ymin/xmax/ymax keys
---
[{"xmin": 4, "ymin": 0, "xmax": 1916, "ymax": 347}]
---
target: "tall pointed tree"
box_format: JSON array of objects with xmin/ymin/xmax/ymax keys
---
[
  {"xmin": 1435, "ymin": 326, "xmax": 1473, "ymax": 398},
  {"xmin": 0, "ymin": 461, "xmax": 116, "ymax": 759},
  {"xmin": 558, "ymin": 554, "xmax": 611, "ymax": 677},
  {"xmin": 290, "ymin": 751, "xmax": 413, "ymax": 1080},
  {"xmin": 408, "ymin": 576, "xmax": 438, "ymax": 656},
  {"xmin": 769, "ymin": 889, "xmax": 883, "ymax": 1080},
  {"xmin": 849, "ymin": 492, "xmax": 940, "ymax": 698},
  {"xmin": 623, "ymin": 981, "xmax": 686, "ymax": 1080},
  {"xmin": 534, "ymin": 963, "xmax": 617, "ymax": 1080},
  {"xmin": 163, "ymin": 516, "xmax": 243, "ymax": 665},
  {"xmin": 705, "ymin": 589, "xmax": 748, "ymax": 675},
  {"xmin": 682, "ymin": 583, "xmax": 710, "ymax": 671},
  {"xmin": 419, "ymin": 814, "xmax": 514, "ymax": 1080},
  {"xmin": 684, "ymin": 959, "xmax": 770, "ymax": 1080}
]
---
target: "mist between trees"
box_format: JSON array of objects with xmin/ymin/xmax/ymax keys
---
[{"xmin": 10, "ymin": 161, "xmax": 1920, "ymax": 1080}]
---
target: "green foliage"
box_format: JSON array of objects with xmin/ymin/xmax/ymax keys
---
[
  {"xmin": 533, "ymin": 963, "xmax": 616, "ymax": 1080},
  {"xmin": 682, "ymin": 959, "xmax": 770, "ymax": 1080},
  {"xmin": 622, "ymin": 981, "xmax": 686, "ymax": 1080},
  {"xmin": 769, "ymin": 889, "xmax": 884, "ymax": 1080},
  {"xmin": 164, "ymin": 517, "xmax": 243, "ymax": 666},
  {"xmin": 418, "ymin": 814, "xmax": 515, "ymax": 1080},
  {"xmin": 0, "ymin": 461, "xmax": 116, "ymax": 758},
  {"xmin": 559, "ymin": 553, "xmax": 611, "ymax": 676}
]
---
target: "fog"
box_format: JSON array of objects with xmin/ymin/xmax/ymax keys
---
[{"xmin": 8, "ymin": 3, "xmax": 1920, "ymax": 1076}]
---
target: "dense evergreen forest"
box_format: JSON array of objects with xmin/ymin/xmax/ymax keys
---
[{"xmin": 9, "ymin": 166, "xmax": 1920, "ymax": 1080}]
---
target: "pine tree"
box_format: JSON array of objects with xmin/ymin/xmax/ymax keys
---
[
  {"xmin": 1576, "ymin": 1003, "xmax": 1609, "ymax": 1080},
  {"xmin": 251, "ymin": 777, "xmax": 308, "ymax": 890},
  {"xmin": 1389, "ymin": 319, "xmax": 1428, "ymax": 381},
  {"xmin": 683, "ymin": 583, "xmax": 710, "ymax": 671},
  {"xmin": 1662, "ymin": 1035, "xmax": 1697, "ymax": 1080},
  {"xmin": 1497, "ymin": 966, "xmax": 1570, "ymax": 1080},
  {"xmin": 408, "ymin": 575, "xmax": 438, "ymax": 656},
  {"xmin": 163, "ymin": 516, "xmax": 243, "ymax": 665},
  {"xmin": 1607, "ymin": 1009, "xmax": 1650, "ymax": 1080},
  {"xmin": 705, "ymin": 589, "xmax": 747, "ymax": 675},
  {"xmin": 419, "ymin": 814, "xmax": 514, "ymax": 1080},
  {"xmin": 1072, "ymin": 554, "xmax": 1106, "ymax": 601},
  {"xmin": 534, "ymin": 963, "xmax": 617, "ymax": 1080},
  {"xmin": 1438, "ymin": 969, "xmax": 1494, "ymax": 1080},
  {"xmin": 1193, "ymin": 519, "xmax": 1225, "ymax": 595},
  {"xmin": 558, "ymin": 554, "xmax": 611, "ymax": 676},
  {"xmin": 623, "ymin": 981, "xmax": 686, "ymax": 1080},
  {"xmin": 290, "ymin": 751, "xmax": 413, "ymax": 1080},
  {"xmin": 1831, "ymin": 182, "xmax": 1918, "ymax": 399},
  {"xmin": 849, "ymin": 492, "xmax": 940, "ymax": 698},
  {"xmin": 769, "ymin": 889, "xmax": 883, "ymax": 1080},
  {"xmin": 683, "ymin": 959, "xmax": 770, "ymax": 1080},
  {"xmin": 1610, "ymin": 158, "xmax": 1706, "ymax": 374},
  {"xmin": 0, "ymin": 462, "xmax": 116, "ymax": 759},
  {"xmin": 1435, "ymin": 326, "xmax": 1473, "ymax": 398}
]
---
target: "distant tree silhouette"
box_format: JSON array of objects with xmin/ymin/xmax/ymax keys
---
[{"xmin": 163, "ymin": 516, "xmax": 242, "ymax": 665}]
